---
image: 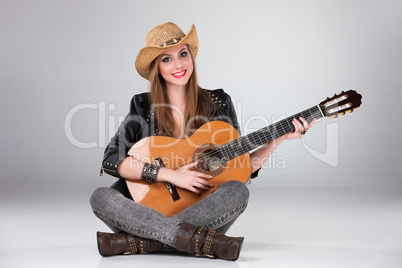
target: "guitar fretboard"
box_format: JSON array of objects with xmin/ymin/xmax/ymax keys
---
[{"xmin": 216, "ymin": 105, "xmax": 324, "ymax": 161}]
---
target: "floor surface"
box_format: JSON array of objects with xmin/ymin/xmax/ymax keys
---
[{"xmin": 1, "ymin": 185, "xmax": 401, "ymax": 268}]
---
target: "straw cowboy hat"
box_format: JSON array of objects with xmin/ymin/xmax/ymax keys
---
[{"xmin": 135, "ymin": 22, "xmax": 199, "ymax": 80}]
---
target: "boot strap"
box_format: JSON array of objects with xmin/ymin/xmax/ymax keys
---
[
  {"xmin": 203, "ymin": 229, "xmax": 217, "ymax": 259},
  {"xmin": 194, "ymin": 226, "xmax": 206, "ymax": 256},
  {"xmin": 123, "ymin": 235, "xmax": 140, "ymax": 255}
]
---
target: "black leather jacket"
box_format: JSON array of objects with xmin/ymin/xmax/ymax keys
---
[{"xmin": 101, "ymin": 88, "xmax": 259, "ymax": 195}]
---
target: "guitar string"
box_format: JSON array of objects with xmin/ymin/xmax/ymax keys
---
[
  {"xmin": 168, "ymin": 105, "xmax": 324, "ymax": 168},
  {"xmin": 196, "ymin": 107, "xmax": 321, "ymax": 162},
  {"xmin": 193, "ymin": 106, "xmax": 323, "ymax": 167},
  {"xmin": 209, "ymin": 106, "xmax": 321, "ymax": 159}
]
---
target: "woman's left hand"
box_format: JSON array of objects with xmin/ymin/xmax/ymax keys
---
[{"xmin": 283, "ymin": 117, "xmax": 316, "ymax": 140}]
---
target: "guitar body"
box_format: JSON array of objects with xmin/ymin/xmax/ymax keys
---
[{"xmin": 126, "ymin": 121, "xmax": 252, "ymax": 217}]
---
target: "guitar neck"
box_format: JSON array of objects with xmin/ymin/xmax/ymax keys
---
[{"xmin": 216, "ymin": 104, "xmax": 324, "ymax": 161}]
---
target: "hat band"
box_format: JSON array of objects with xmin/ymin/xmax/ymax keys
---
[{"xmin": 161, "ymin": 37, "xmax": 184, "ymax": 47}]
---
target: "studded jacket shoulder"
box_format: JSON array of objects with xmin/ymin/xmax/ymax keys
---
[{"xmin": 100, "ymin": 88, "xmax": 259, "ymax": 180}]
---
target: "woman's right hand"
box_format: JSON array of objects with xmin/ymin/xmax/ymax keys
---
[{"xmin": 161, "ymin": 162, "xmax": 214, "ymax": 194}]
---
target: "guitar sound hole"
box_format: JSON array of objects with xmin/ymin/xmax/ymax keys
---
[
  {"xmin": 198, "ymin": 149, "xmax": 223, "ymax": 172},
  {"xmin": 193, "ymin": 144, "xmax": 227, "ymax": 176}
]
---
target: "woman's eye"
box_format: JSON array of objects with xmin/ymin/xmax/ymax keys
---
[
  {"xmin": 161, "ymin": 57, "xmax": 171, "ymax": 63},
  {"xmin": 180, "ymin": 51, "xmax": 188, "ymax": 57}
]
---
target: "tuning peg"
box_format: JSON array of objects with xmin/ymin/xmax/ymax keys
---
[
  {"xmin": 325, "ymin": 97, "xmax": 329, "ymax": 101},
  {"xmin": 340, "ymin": 90, "xmax": 344, "ymax": 94},
  {"xmin": 340, "ymin": 112, "xmax": 345, "ymax": 116},
  {"xmin": 347, "ymin": 109, "xmax": 353, "ymax": 114},
  {"xmin": 332, "ymin": 94, "xmax": 336, "ymax": 98},
  {"xmin": 332, "ymin": 115, "xmax": 338, "ymax": 119}
]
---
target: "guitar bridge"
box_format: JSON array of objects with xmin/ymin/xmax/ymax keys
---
[{"xmin": 154, "ymin": 157, "xmax": 180, "ymax": 202}]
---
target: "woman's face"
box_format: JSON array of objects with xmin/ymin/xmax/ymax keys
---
[{"xmin": 158, "ymin": 44, "xmax": 194, "ymax": 89}]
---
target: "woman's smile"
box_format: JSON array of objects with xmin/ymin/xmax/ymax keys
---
[{"xmin": 172, "ymin": 70, "xmax": 187, "ymax": 78}]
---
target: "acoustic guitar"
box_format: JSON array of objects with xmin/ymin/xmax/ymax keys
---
[{"xmin": 126, "ymin": 90, "xmax": 362, "ymax": 217}]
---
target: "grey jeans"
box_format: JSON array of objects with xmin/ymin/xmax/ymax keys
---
[{"xmin": 90, "ymin": 180, "xmax": 249, "ymax": 248}]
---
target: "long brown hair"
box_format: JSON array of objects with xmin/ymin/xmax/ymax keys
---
[{"xmin": 149, "ymin": 45, "xmax": 216, "ymax": 137}]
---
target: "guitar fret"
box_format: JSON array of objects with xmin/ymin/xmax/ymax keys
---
[
  {"xmin": 284, "ymin": 118, "xmax": 294, "ymax": 132},
  {"xmin": 253, "ymin": 134, "xmax": 261, "ymax": 148},
  {"xmin": 237, "ymin": 139, "xmax": 249, "ymax": 156},
  {"xmin": 236, "ymin": 140, "xmax": 243, "ymax": 156},
  {"xmin": 248, "ymin": 134, "xmax": 257, "ymax": 148},
  {"xmin": 227, "ymin": 144, "xmax": 234, "ymax": 159},
  {"xmin": 261, "ymin": 128, "xmax": 270, "ymax": 143},
  {"xmin": 278, "ymin": 120, "xmax": 286, "ymax": 136},
  {"xmin": 244, "ymin": 136, "xmax": 252, "ymax": 152},
  {"xmin": 313, "ymin": 106, "xmax": 324, "ymax": 120},
  {"xmin": 217, "ymin": 146, "xmax": 226, "ymax": 161},
  {"xmin": 230, "ymin": 143, "xmax": 236, "ymax": 159},
  {"xmin": 303, "ymin": 109, "xmax": 313, "ymax": 122},
  {"xmin": 257, "ymin": 130, "xmax": 266, "ymax": 144},
  {"xmin": 269, "ymin": 124, "xmax": 279, "ymax": 140},
  {"xmin": 307, "ymin": 108, "xmax": 314, "ymax": 122},
  {"xmin": 242, "ymin": 138, "xmax": 253, "ymax": 155},
  {"xmin": 252, "ymin": 133, "xmax": 264, "ymax": 144},
  {"xmin": 230, "ymin": 143, "xmax": 237, "ymax": 158}
]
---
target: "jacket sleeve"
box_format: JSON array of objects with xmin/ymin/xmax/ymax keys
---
[{"xmin": 101, "ymin": 95, "xmax": 148, "ymax": 178}]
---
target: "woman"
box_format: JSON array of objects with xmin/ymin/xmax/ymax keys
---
[{"xmin": 90, "ymin": 22, "xmax": 315, "ymax": 261}]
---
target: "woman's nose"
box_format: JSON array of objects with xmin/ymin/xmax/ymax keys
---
[{"xmin": 175, "ymin": 58, "xmax": 183, "ymax": 68}]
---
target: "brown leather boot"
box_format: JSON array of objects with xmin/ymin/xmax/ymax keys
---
[
  {"xmin": 176, "ymin": 222, "xmax": 244, "ymax": 261},
  {"xmin": 97, "ymin": 232, "xmax": 165, "ymax": 257}
]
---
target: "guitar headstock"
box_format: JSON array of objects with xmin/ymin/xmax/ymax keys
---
[{"xmin": 319, "ymin": 90, "xmax": 362, "ymax": 118}]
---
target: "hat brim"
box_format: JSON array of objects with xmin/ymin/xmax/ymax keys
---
[{"xmin": 135, "ymin": 24, "xmax": 199, "ymax": 80}]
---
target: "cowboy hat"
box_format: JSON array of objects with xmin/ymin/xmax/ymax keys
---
[{"xmin": 135, "ymin": 22, "xmax": 199, "ymax": 80}]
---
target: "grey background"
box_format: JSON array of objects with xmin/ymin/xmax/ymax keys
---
[
  {"xmin": 1, "ymin": 1, "xmax": 402, "ymax": 267},
  {"xmin": 1, "ymin": 0, "xmax": 401, "ymax": 194}
]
